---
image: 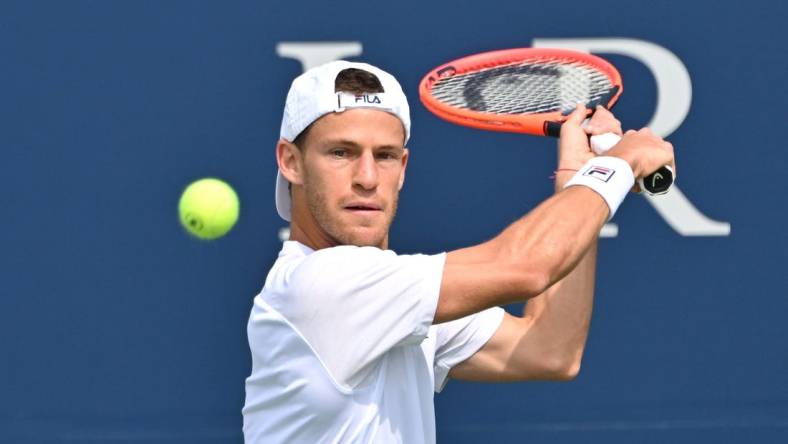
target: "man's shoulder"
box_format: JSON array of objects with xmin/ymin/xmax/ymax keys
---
[
  {"xmin": 266, "ymin": 241, "xmax": 446, "ymax": 301},
  {"xmin": 308, "ymin": 244, "xmax": 392, "ymax": 260},
  {"xmin": 264, "ymin": 243, "xmax": 392, "ymax": 297},
  {"xmin": 276, "ymin": 242, "xmax": 411, "ymax": 279}
]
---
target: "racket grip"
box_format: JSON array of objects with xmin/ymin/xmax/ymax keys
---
[{"xmin": 589, "ymin": 133, "xmax": 673, "ymax": 196}]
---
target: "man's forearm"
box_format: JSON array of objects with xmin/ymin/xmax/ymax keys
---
[
  {"xmin": 519, "ymin": 173, "xmax": 599, "ymax": 375},
  {"xmin": 489, "ymin": 180, "xmax": 607, "ymax": 293},
  {"xmin": 439, "ymin": 183, "xmax": 608, "ymax": 323},
  {"xmin": 521, "ymin": 240, "xmax": 597, "ymax": 376}
]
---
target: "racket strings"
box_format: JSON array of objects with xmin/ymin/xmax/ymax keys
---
[{"xmin": 430, "ymin": 58, "xmax": 614, "ymax": 115}]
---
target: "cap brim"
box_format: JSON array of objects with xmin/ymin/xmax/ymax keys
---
[{"xmin": 275, "ymin": 170, "xmax": 291, "ymax": 222}]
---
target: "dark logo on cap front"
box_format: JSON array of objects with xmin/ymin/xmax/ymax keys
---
[{"xmin": 354, "ymin": 95, "xmax": 382, "ymax": 104}]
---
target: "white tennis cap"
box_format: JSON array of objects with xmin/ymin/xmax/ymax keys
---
[{"xmin": 275, "ymin": 60, "xmax": 411, "ymax": 222}]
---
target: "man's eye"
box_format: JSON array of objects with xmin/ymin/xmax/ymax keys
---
[{"xmin": 331, "ymin": 149, "xmax": 347, "ymax": 158}]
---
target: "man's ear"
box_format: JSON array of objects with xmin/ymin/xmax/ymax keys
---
[
  {"xmin": 276, "ymin": 139, "xmax": 304, "ymax": 185},
  {"xmin": 398, "ymin": 148, "xmax": 409, "ymax": 191}
]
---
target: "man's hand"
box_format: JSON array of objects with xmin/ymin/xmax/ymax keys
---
[
  {"xmin": 558, "ymin": 105, "xmax": 675, "ymax": 193},
  {"xmin": 556, "ymin": 104, "xmax": 623, "ymax": 188},
  {"xmin": 606, "ymin": 127, "xmax": 676, "ymax": 180}
]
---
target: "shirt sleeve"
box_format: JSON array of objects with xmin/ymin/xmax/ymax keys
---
[
  {"xmin": 282, "ymin": 245, "xmax": 445, "ymax": 389},
  {"xmin": 432, "ymin": 306, "xmax": 505, "ymax": 393}
]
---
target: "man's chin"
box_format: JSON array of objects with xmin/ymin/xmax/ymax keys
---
[{"xmin": 335, "ymin": 227, "xmax": 388, "ymax": 249}]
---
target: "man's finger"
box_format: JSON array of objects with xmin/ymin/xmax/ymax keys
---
[
  {"xmin": 564, "ymin": 103, "xmax": 587, "ymax": 126},
  {"xmin": 559, "ymin": 105, "xmax": 590, "ymax": 141},
  {"xmin": 587, "ymin": 106, "xmax": 622, "ymax": 135},
  {"xmin": 593, "ymin": 105, "xmax": 613, "ymax": 118},
  {"xmin": 666, "ymin": 141, "xmax": 677, "ymax": 180}
]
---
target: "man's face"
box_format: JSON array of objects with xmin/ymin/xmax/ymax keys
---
[{"xmin": 290, "ymin": 108, "xmax": 408, "ymax": 249}]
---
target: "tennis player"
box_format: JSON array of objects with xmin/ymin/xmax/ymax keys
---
[{"xmin": 242, "ymin": 61, "xmax": 674, "ymax": 443}]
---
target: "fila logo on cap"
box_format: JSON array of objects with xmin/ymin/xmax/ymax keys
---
[
  {"xmin": 354, "ymin": 94, "xmax": 381, "ymax": 104},
  {"xmin": 583, "ymin": 165, "xmax": 615, "ymax": 182},
  {"xmin": 336, "ymin": 92, "xmax": 389, "ymax": 111}
]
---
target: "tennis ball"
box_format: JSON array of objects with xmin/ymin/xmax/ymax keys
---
[{"xmin": 178, "ymin": 178, "xmax": 239, "ymax": 240}]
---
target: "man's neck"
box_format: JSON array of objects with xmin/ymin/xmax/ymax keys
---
[
  {"xmin": 287, "ymin": 219, "xmax": 334, "ymax": 251},
  {"xmin": 287, "ymin": 220, "xmax": 389, "ymax": 251}
]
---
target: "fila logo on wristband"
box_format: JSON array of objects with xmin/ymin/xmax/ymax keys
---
[
  {"xmin": 565, "ymin": 157, "xmax": 633, "ymax": 220},
  {"xmin": 583, "ymin": 165, "xmax": 615, "ymax": 182}
]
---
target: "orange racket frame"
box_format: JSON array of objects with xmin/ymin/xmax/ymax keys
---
[{"xmin": 418, "ymin": 48, "xmax": 623, "ymax": 136}]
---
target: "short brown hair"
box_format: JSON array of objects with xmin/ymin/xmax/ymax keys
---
[
  {"xmin": 292, "ymin": 68, "xmax": 385, "ymax": 147},
  {"xmin": 334, "ymin": 68, "xmax": 385, "ymax": 95}
]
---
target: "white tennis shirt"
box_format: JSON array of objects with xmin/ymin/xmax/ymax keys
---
[{"xmin": 243, "ymin": 241, "xmax": 504, "ymax": 443}]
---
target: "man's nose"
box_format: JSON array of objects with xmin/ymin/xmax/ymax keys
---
[{"xmin": 352, "ymin": 151, "xmax": 379, "ymax": 190}]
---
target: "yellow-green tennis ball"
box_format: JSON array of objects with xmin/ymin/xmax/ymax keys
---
[{"xmin": 178, "ymin": 178, "xmax": 239, "ymax": 240}]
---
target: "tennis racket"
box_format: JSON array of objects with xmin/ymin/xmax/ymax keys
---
[{"xmin": 418, "ymin": 47, "xmax": 673, "ymax": 195}]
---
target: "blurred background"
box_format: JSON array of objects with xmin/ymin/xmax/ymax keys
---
[{"xmin": 2, "ymin": 0, "xmax": 786, "ymax": 442}]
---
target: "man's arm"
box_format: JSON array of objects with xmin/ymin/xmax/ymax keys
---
[
  {"xmin": 446, "ymin": 173, "xmax": 599, "ymax": 381},
  {"xmin": 435, "ymin": 106, "xmax": 674, "ymax": 380},
  {"xmin": 437, "ymin": 184, "xmax": 606, "ymax": 322}
]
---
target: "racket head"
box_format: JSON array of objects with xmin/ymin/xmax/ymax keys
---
[{"xmin": 419, "ymin": 48, "xmax": 623, "ymax": 136}]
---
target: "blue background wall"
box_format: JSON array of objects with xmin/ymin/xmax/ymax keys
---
[{"xmin": 2, "ymin": 0, "xmax": 786, "ymax": 442}]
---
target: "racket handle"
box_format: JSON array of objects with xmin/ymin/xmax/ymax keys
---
[{"xmin": 590, "ymin": 133, "xmax": 673, "ymax": 196}]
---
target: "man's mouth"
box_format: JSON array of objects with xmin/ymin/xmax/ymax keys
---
[{"xmin": 344, "ymin": 203, "xmax": 382, "ymax": 212}]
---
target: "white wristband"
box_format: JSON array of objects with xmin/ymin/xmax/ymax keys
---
[{"xmin": 563, "ymin": 156, "xmax": 635, "ymax": 220}]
